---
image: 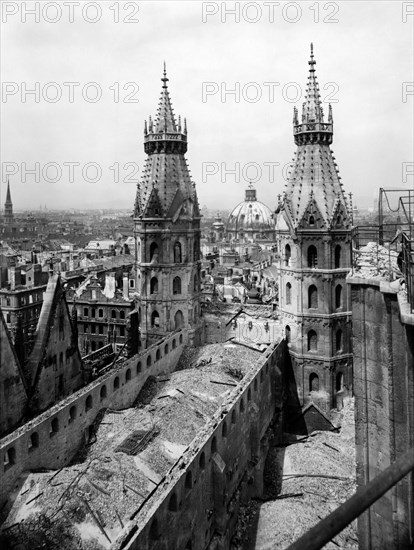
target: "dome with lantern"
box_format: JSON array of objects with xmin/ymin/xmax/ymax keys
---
[{"xmin": 226, "ymin": 184, "xmax": 275, "ymax": 241}]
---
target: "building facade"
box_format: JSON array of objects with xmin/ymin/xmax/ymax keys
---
[
  {"xmin": 134, "ymin": 65, "xmax": 202, "ymax": 348},
  {"xmin": 276, "ymin": 45, "xmax": 353, "ymax": 410},
  {"xmin": 67, "ymin": 271, "xmax": 137, "ymax": 356}
]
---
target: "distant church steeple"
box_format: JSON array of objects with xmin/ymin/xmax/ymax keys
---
[{"xmin": 4, "ymin": 178, "xmax": 14, "ymax": 224}]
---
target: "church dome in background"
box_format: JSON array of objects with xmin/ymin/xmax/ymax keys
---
[{"xmin": 226, "ymin": 184, "xmax": 275, "ymax": 241}]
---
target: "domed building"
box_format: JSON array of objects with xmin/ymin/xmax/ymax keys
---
[{"xmin": 226, "ymin": 184, "xmax": 275, "ymax": 242}]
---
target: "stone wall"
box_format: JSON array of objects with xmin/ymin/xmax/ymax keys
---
[
  {"xmin": 203, "ymin": 311, "xmax": 282, "ymax": 346},
  {"xmin": 350, "ymin": 276, "xmax": 414, "ymax": 550},
  {"xmin": 112, "ymin": 339, "xmax": 289, "ymax": 550},
  {"xmin": 0, "ymin": 329, "xmax": 186, "ymax": 507},
  {"xmin": 0, "ymin": 310, "xmax": 28, "ymax": 435}
]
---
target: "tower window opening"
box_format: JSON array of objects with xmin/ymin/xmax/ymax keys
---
[
  {"xmin": 336, "ymin": 372, "xmax": 344, "ymax": 392},
  {"xmin": 149, "ymin": 242, "xmax": 159, "ymax": 263},
  {"xmin": 309, "ymin": 372, "xmax": 319, "ymax": 392},
  {"xmin": 308, "ymin": 285, "xmax": 318, "ymax": 309},
  {"xmin": 336, "ymin": 329, "xmax": 343, "ymax": 352},
  {"xmin": 309, "ymin": 215, "xmax": 315, "ymax": 225},
  {"xmin": 151, "ymin": 310, "xmax": 160, "ymax": 328},
  {"xmin": 307, "ymin": 330, "xmax": 317, "ymax": 351},
  {"xmin": 334, "ymin": 245, "xmax": 341, "ymax": 268},
  {"xmin": 174, "ymin": 310, "xmax": 184, "ymax": 330},
  {"xmin": 335, "ymin": 285, "xmax": 343, "ymax": 309},
  {"xmin": 307, "ymin": 245, "xmax": 318, "ymax": 268},
  {"xmin": 284, "ymin": 244, "xmax": 291, "ymax": 266},
  {"xmin": 286, "ymin": 282, "xmax": 292, "ymax": 305},
  {"xmin": 285, "ymin": 325, "xmax": 291, "ymax": 343},
  {"xmin": 174, "ymin": 241, "xmax": 182, "ymax": 263},
  {"xmin": 173, "ymin": 276, "xmax": 181, "ymax": 295},
  {"xmin": 150, "ymin": 277, "xmax": 158, "ymax": 293}
]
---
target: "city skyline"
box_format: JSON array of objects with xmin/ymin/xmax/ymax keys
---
[{"xmin": 1, "ymin": 1, "xmax": 413, "ymax": 211}]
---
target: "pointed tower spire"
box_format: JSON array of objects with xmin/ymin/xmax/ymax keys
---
[
  {"xmin": 6, "ymin": 178, "xmax": 12, "ymax": 203},
  {"xmin": 4, "ymin": 177, "xmax": 14, "ymax": 224},
  {"xmin": 135, "ymin": 66, "xmax": 191, "ymax": 218},
  {"xmin": 153, "ymin": 62, "xmax": 177, "ymax": 134},
  {"xmin": 293, "ymin": 43, "xmax": 333, "ymax": 146},
  {"xmin": 283, "ymin": 45, "xmax": 347, "ymax": 227}
]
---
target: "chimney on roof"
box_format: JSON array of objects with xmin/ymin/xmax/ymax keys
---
[
  {"xmin": 9, "ymin": 266, "xmax": 21, "ymax": 290},
  {"xmin": 103, "ymin": 272, "xmax": 116, "ymax": 299}
]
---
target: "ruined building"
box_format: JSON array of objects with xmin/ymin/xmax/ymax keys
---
[
  {"xmin": 275, "ymin": 44, "xmax": 353, "ymax": 410},
  {"xmin": 0, "ymin": 273, "xmax": 83, "ymax": 435},
  {"xmin": 134, "ymin": 64, "xmax": 202, "ymax": 348}
]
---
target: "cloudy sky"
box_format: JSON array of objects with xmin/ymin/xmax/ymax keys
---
[{"xmin": 1, "ymin": 1, "xmax": 413, "ymax": 212}]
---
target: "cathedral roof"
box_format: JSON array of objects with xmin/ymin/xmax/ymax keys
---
[
  {"xmin": 227, "ymin": 185, "xmax": 274, "ymax": 232},
  {"xmin": 281, "ymin": 45, "xmax": 350, "ymax": 230}
]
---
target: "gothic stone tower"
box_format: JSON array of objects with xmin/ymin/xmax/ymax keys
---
[
  {"xmin": 4, "ymin": 179, "xmax": 14, "ymax": 224},
  {"xmin": 276, "ymin": 45, "xmax": 353, "ymax": 411},
  {"xmin": 134, "ymin": 65, "xmax": 202, "ymax": 349}
]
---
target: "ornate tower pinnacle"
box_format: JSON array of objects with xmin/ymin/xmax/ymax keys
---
[
  {"xmin": 135, "ymin": 64, "xmax": 197, "ymax": 219},
  {"xmin": 294, "ymin": 43, "xmax": 333, "ymax": 146},
  {"xmin": 143, "ymin": 63, "xmax": 187, "ymax": 155}
]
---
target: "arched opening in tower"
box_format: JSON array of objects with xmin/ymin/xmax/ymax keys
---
[{"xmin": 174, "ymin": 310, "xmax": 184, "ymax": 330}]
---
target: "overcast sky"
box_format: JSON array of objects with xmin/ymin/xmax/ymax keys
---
[{"xmin": 1, "ymin": 1, "xmax": 413, "ymax": 212}]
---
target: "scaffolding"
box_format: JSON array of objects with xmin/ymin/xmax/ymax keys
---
[{"xmin": 351, "ymin": 188, "xmax": 414, "ymax": 311}]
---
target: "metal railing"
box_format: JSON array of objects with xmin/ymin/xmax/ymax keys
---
[
  {"xmin": 351, "ymin": 188, "xmax": 414, "ymax": 311},
  {"xmin": 286, "ymin": 447, "xmax": 414, "ymax": 550},
  {"xmin": 401, "ymin": 231, "xmax": 414, "ymax": 310}
]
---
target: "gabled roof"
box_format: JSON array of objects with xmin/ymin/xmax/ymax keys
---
[
  {"xmin": 0, "ymin": 307, "xmax": 28, "ymax": 392},
  {"xmin": 143, "ymin": 186, "xmax": 164, "ymax": 218},
  {"xmin": 26, "ymin": 275, "xmax": 76, "ymax": 389}
]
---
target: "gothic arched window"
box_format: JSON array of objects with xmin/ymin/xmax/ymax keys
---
[
  {"xmin": 335, "ymin": 284, "xmax": 343, "ymax": 309},
  {"xmin": 149, "ymin": 242, "xmax": 159, "ymax": 263},
  {"xmin": 335, "ymin": 245, "xmax": 341, "ymax": 268},
  {"xmin": 336, "ymin": 372, "xmax": 344, "ymax": 392},
  {"xmin": 150, "ymin": 277, "xmax": 158, "ymax": 294},
  {"xmin": 285, "ymin": 325, "xmax": 291, "ymax": 343},
  {"xmin": 174, "ymin": 310, "xmax": 184, "ymax": 330},
  {"xmin": 284, "ymin": 244, "xmax": 291, "ymax": 266},
  {"xmin": 307, "ymin": 330, "xmax": 317, "ymax": 351},
  {"xmin": 173, "ymin": 276, "xmax": 181, "ymax": 295},
  {"xmin": 307, "ymin": 245, "xmax": 318, "ymax": 268},
  {"xmin": 174, "ymin": 241, "xmax": 182, "ymax": 263},
  {"xmin": 151, "ymin": 310, "xmax": 160, "ymax": 328},
  {"xmin": 309, "ymin": 373, "xmax": 319, "ymax": 392},
  {"xmin": 286, "ymin": 282, "xmax": 292, "ymax": 305},
  {"xmin": 308, "ymin": 285, "xmax": 318, "ymax": 309},
  {"xmin": 336, "ymin": 329, "xmax": 343, "ymax": 352}
]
